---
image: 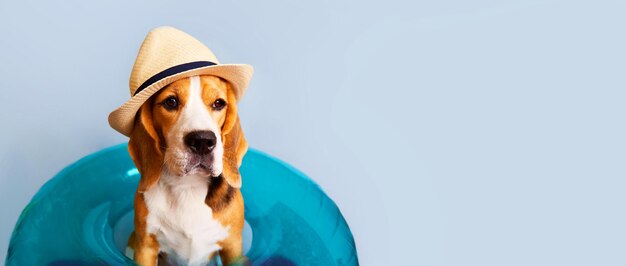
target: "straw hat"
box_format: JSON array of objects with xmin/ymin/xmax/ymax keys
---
[{"xmin": 108, "ymin": 26, "xmax": 254, "ymax": 136}]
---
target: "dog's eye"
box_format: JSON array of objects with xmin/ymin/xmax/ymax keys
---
[
  {"xmin": 212, "ymin": 99, "xmax": 226, "ymax": 111},
  {"xmin": 162, "ymin": 96, "xmax": 179, "ymax": 110}
]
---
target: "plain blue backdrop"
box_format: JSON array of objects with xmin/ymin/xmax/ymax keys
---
[{"xmin": 1, "ymin": 0, "xmax": 625, "ymax": 265}]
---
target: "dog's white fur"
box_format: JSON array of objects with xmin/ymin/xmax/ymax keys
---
[{"xmin": 141, "ymin": 76, "xmax": 229, "ymax": 266}]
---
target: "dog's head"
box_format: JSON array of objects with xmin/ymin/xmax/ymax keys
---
[{"xmin": 128, "ymin": 75, "xmax": 247, "ymax": 189}]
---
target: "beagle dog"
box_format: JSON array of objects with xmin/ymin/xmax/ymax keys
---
[{"xmin": 126, "ymin": 75, "xmax": 247, "ymax": 266}]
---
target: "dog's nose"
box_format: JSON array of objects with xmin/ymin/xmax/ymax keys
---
[{"xmin": 184, "ymin": 131, "xmax": 217, "ymax": 155}]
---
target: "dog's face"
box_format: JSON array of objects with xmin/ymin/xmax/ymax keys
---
[
  {"xmin": 128, "ymin": 75, "xmax": 247, "ymax": 189},
  {"xmin": 152, "ymin": 76, "xmax": 228, "ymax": 177}
]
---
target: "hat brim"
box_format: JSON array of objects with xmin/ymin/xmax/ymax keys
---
[{"xmin": 108, "ymin": 64, "xmax": 253, "ymax": 137}]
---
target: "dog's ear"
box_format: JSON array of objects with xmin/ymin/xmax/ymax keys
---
[
  {"xmin": 221, "ymin": 84, "xmax": 248, "ymax": 189},
  {"xmin": 128, "ymin": 100, "xmax": 163, "ymax": 191}
]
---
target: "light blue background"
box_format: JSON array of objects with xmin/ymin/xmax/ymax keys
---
[{"xmin": 1, "ymin": 0, "xmax": 624, "ymax": 265}]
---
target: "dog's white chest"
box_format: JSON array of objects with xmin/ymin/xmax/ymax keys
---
[{"xmin": 143, "ymin": 178, "xmax": 229, "ymax": 266}]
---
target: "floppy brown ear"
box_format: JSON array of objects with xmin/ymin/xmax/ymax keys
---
[
  {"xmin": 128, "ymin": 101, "xmax": 163, "ymax": 191},
  {"xmin": 221, "ymin": 87, "xmax": 248, "ymax": 189}
]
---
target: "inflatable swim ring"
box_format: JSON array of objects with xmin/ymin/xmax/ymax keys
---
[{"xmin": 6, "ymin": 144, "xmax": 358, "ymax": 265}]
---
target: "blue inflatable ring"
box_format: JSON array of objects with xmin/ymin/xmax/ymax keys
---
[{"xmin": 6, "ymin": 144, "xmax": 358, "ymax": 265}]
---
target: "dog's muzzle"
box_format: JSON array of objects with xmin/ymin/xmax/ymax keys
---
[{"xmin": 183, "ymin": 130, "xmax": 219, "ymax": 176}]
